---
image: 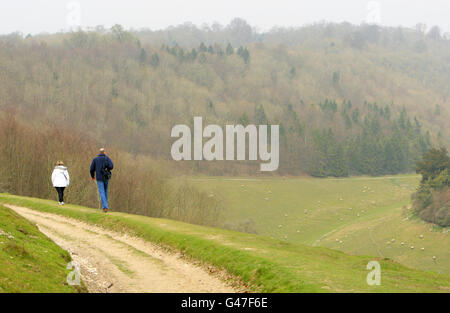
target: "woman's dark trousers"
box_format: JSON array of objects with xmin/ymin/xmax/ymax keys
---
[{"xmin": 55, "ymin": 187, "xmax": 65, "ymax": 203}]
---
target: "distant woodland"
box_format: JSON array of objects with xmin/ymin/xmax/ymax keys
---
[{"xmin": 0, "ymin": 19, "xmax": 449, "ymax": 176}]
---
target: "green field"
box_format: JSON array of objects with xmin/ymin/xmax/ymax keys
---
[
  {"xmin": 1, "ymin": 193, "xmax": 449, "ymax": 292},
  {"xmin": 0, "ymin": 204, "xmax": 84, "ymax": 292},
  {"xmin": 188, "ymin": 175, "xmax": 450, "ymax": 275}
]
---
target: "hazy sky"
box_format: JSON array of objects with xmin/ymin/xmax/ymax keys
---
[{"xmin": 0, "ymin": 0, "xmax": 449, "ymax": 35}]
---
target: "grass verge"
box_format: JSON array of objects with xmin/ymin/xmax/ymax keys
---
[{"xmin": 0, "ymin": 203, "xmax": 86, "ymax": 292}]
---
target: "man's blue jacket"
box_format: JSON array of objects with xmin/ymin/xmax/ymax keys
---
[{"xmin": 90, "ymin": 154, "xmax": 114, "ymax": 181}]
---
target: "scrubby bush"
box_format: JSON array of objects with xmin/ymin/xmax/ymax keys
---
[
  {"xmin": 0, "ymin": 113, "xmax": 223, "ymax": 227},
  {"xmin": 412, "ymin": 148, "xmax": 450, "ymax": 226}
]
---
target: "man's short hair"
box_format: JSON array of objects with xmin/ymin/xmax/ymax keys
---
[{"xmin": 99, "ymin": 148, "xmax": 105, "ymax": 153}]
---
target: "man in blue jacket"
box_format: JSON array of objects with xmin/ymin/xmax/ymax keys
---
[{"xmin": 90, "ymin": 148, "xmax": 114, "ymax": 213}]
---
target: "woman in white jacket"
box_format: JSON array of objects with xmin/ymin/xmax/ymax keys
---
[{"xmin": 51, "ymin": 161, "xmax": 70, "ymax": 205}]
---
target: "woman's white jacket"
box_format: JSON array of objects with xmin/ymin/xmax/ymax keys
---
[{"xmin": 51, "ymin": 166, "xmax": 70, "ymax": 187}]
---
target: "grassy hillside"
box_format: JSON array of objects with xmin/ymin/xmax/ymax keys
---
[
  {"xmin": 188, "ymin": 175, "xmax": 450, "ymax": 275},
  {"xmin": 0, "ymin": 193, "xmax": 449, "ymax": 292},
  {"xmin": 0, "ymin": 204, "xmax": 84, "ymax": 292}
]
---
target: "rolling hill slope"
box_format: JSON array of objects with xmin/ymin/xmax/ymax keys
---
[
  {"xmin": 0, "ymin": 193, "xmax": 449, "ymax": 292},
  {"xmin": 1, "ymin": 22, "xmax": 449, "ymax": 176},
  {"xmin": 188, "ymin": 174, "xmax": 450, "ymax": 275}
]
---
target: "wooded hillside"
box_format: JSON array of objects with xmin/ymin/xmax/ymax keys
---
[{"xmin": 0, "ymin": 20, "xmax": 448, "ymax": 176}]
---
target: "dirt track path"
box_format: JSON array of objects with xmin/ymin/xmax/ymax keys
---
[{"xmin": 6, "ymin": 205, "xmax": 236, "ymax": 293}]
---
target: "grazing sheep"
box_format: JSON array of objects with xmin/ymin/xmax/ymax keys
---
[
  {"xmin": 0, "ymin": 230, "xmax": 14, "ymax": 239},
  {"xmin": 419, "ymin": 234, "xmax": 423, "ymax": 239},
  {"xmin": 421, "ymin": 247, "xmax": 425, "ymax": 251},
  {"xmin": 410, "ymin": 246, "xmax": 414, "ymax": 249}
]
